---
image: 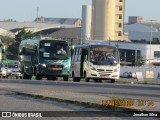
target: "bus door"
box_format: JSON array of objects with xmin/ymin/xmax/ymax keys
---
[{"xmin": 80, "ymin": 48, "xmax": 88, "ymax": 77}]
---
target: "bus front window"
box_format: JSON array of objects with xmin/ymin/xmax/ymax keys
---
[
  {"xmin": 39, "ymin": 42, "xmax": 70, "ymax": 60},
  {"xmin": 90, "ymin": 47, "xmax": 119, "ymax": 65}
]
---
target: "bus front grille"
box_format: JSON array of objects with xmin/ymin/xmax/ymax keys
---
[
  {"xmin": 47, "ymin": 64, "xmax": 63, "ymax": 74},
  {"xmin": 48, "ymin": 64, "xmax": 63, "ymax": 68}
]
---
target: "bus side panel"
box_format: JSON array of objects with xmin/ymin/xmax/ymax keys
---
[
  {"xmin": 19, "ymin": 55, "xmax": 33, "ymax": 75},
  {"xmin": 71, "ymin": 61, "xmax": 81, "ymax": 77}
]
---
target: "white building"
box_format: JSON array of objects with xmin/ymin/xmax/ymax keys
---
[
  {"xmin": 107, "ymin": 41, "xmax": 160, "ymax": 66},
  {"xmin": 86, "ymin": 40, "xmax": 160, "ymax": 66},
  {"xmin": 124, "ymin": 23, "xmax": 160, "ymax": 43}
]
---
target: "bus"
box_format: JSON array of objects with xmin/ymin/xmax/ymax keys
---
[
  {"xmin": 19, "ymin": 39, "xmax": 71, "ymax": 81},
  {"xmin": 71, "ymin": 42, "xmax": 120, "ymax": 83}
]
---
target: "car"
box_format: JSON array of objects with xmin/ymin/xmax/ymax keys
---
[
  {"xmin": 6, "ymin": 64, "xmax": 22, "ymax": 79},
  {"xmin": 0, "ymin": 63, "xmax": 7, "ymax": 78},
  {"xmin": 120, "ymin": 72, "xmax": 132, "ymax": 78}
]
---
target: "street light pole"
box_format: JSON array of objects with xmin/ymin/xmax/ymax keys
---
[{"xmin": 149, "ymin": 20, "xmax": 153, "ymax": 71}]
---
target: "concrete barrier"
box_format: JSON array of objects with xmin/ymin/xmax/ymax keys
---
[{"xmin": 120, "ymin": 66, "xmax": 160, "ymax": 79}]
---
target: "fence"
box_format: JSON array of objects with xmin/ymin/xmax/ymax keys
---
[{"xmin": 120, "ymin": 66, "xmax": 160, "ymax": 79}]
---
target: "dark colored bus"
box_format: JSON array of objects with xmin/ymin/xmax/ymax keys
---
[{"xmin": 19, "ymin": 39, "xmax": 71, "ymax": 81}]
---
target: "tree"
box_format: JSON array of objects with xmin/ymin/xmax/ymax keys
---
[
  {"xmin": 135, "ymin": 55, "xmax": 145, "ymax": 66},
  {"xmin": 15, "ymin": 28, "xmax": 41, "ymax": 42}
]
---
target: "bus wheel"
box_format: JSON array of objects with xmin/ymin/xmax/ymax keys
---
[
  {"xmin": 23, "ymin": 72, "xmax": 28, "ymax": 79},
  {"xmin": 36, "ymin": 74, "xmax": 42, "ymax": 80},
  {"xmin": 84, "ymin": 72, "xmax": 89, "ymax": 82},
  {"xmin": 16, "ymin": 76, "xmax": 18, "ymax": 79},
  {"xmin": 63, "ymin": 76, "xmax": 69, "ymax": 81},
  {"xmin": 85, "ymin": 78, "xmax": 90, "ymax": 82},
  {"xmin": 111, "ymin": 79, "xmax": 115, "ymax": 83}
]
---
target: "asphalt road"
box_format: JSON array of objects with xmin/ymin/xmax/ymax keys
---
[
  {"xmin": 0, "ymin": 90, "xmax": 158, "ymax": 120},
  {"xmin": 0, "ymin": 78, "xmax": 159, "ymax": 119},
  {"xmin": 0, "ymin": 78, "xmax": 159, "ymax": 101}
]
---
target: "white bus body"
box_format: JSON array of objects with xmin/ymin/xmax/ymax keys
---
[{"xmin": 71, "ymin": 42, "xmax": 120, "ymax": 83}]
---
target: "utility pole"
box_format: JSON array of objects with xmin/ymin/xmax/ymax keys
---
[{"xmin": 149, "ymin": 20, "xmax": 153, "ymax": 71}]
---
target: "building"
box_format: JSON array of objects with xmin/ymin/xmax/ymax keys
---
[
  {"xmin": 125, "ymin": 22, "xmax": 160, "ymax": 43},
  {"xmin": 0, "ymin": 17, "xmax": 82, "ymax": 38},
  {"xmin": 81, "ymin": 5, "xmax": 92, "ymax": 40},
  {"xmin": 128, "ymin": 16, "xmax": 143, "ymax": 24},
  {"xmin": 85, "ymin": 40, "xmax": 160, "ymax": 66},
  {"xmin": 35, "ymin": 17, "xmax": 81, "ymax": 26},
  {"xmin": 91, "ymin": 0, "xmax": 128, "ymax": 41}
]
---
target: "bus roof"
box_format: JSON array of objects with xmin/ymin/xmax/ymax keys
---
[
  {"xmin": 20, "ymin": 39, "xmax": 69, "ymax": 45},
  {"xmin": 21, "ymin": 39, "xmax": 68, "ymax": 42},
  {"xmin": 74, "ymin": 44, "xmax": 117, "ymax": 49}
]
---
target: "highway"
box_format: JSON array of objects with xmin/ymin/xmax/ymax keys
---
[{"xmin": 0, "ymin": 78, "xmax": 159, "ymax": 119}]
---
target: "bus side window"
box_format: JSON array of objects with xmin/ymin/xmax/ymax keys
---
[
  {"xmin": 78, "ymin": 49, "xmax": 81, "ymax": 61},
  {"xmin": 72, "ymin": 49, "xmax": 75, "ymax": 61},
  {"xmin": 73, "ymin": 48, "xmax": 77, "ymax": 62},
  {"xmin": 84, "ymin": 49, "xmax": 88, "ymax": 61},
  {"xmin": 75, "ymin": 49, "xmax": 79, "ymax": 62},
  {"xmin": 34, "ymin": 46, "xmax": 38, "ymax": 55}
]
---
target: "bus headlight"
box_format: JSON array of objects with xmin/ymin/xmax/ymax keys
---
[
  {"xmin": 90, "ymin": 66, "xmax": 96, "ymax": 71},
  {"xmin": 64, "ymin": 64, "xmax": 70, "ymax": 68},
  {"xmin": 8, "ymin": 69, "xmax": 11, "ymax": 72},
  {"xmin": 41, "ymin": 64, "xmax": 46, "ymax": 67},
  {"xmin": 2, "ymin": 70, "xmax": 6, "ymax": 73}
]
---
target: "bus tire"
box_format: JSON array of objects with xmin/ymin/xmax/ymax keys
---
[
  {"xmin": 23, "ymin": 72, "xmax": 28, "ymax": 79},
  {"xmin": 111, "ymin": 79, "xmax": 115, "ymax": 83},
  {"xmin": 85, "ymin": 78, "xmax": 90, "ymax": 82},
  {"xmin": 72, "ymin": 72, "xmax": 81, "ymax": 82},
  {"xmin": 16, "ymin": 76, "xmax": 18, "ymax": 79},
  {"xmin": 84, "ymin": 72, "xmax": 89, "ymax": 82},
  {"xmin": 36, "ymin": 74, "xmax": 42, "ymax": 80},
  {"xmin": 63, "ymin": 76, "xmax": 69, "ymax": 81}
]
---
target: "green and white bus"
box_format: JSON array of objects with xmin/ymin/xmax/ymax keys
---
[
  {"xmin": 71, "ymin": 41, "xmax": 120, "ymax": 83},
  {"xmin": 19, "ymin": 39, "xmax": 71, "ymax": 81}
]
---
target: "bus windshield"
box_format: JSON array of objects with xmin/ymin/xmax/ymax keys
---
[
  {"xmin": 39, "ymin": 41, "xmax": 70, "ymax": 60},
  {"xmin": 90, "ymin": 46, "xmax": 119, "ymax": 65},
  {"xmin": 7, "ymin": 64, "xmax": 19, "ymax": 68}
]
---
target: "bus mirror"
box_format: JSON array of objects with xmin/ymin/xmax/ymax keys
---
[
  {"xmin": 2, "ymin": 45, "xmax": 5, "ymax": 53},
  {"xmin": 19, "ymin": 48, "xmax": 24, "ymax": 55},
  {"xmin": 34, "ymin": 46, "xmax": 38, "ymax": 54},
  {"xmin": 33, "ymin": 58, "xmax": 38, "ymax": 64}
]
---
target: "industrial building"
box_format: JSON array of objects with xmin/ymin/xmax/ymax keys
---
[{"xmin": 91, "ymin": 0, "xmax": 128, "ymax": 41}]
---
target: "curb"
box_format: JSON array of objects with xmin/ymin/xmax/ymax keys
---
[{"xmin": 15, "ymin": 92, "xmax": 157, "ymax": 114}]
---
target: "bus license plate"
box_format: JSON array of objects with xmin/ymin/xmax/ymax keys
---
[
  {"xmin": 52, "ymin": 68, "xmax": 61, "ymax": 70},
  {"xmin": 101, "ymin": 76, "xmax": 109, "ymax": 78}
]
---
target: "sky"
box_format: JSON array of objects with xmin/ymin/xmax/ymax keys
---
[{"xmin": 0, "ymin": 0, "xmax": 160, "ymax": 22}]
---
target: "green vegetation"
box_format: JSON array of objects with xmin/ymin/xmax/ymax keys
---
[
  {"xmin": 0, "ymin": 29, "xmax": 41, "ymax": 59},
  {"xmin": 135, "ymin": 55, "xmax": 145, "ymax": 66},
  {"xmin": 15, "ymin": 28, "xmax": 41, "ymax": 42}
]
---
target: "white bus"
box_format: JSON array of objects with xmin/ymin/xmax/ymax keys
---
[{"xmin": 71, "ymin": 42, "xmax": 120, "ymax": 83}]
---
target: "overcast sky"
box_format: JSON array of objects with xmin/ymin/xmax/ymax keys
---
[{"xmin": 0, "ymin": 0, "xmax": 160, "ymax": 22}]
